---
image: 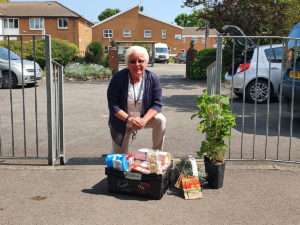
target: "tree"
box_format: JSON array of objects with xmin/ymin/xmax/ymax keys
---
[
  {"xmin": 98, "ymin": 8, "xmax": 120, "ymax": 21},
  {"xmin": 0, "ymin": 0, "xmax": 10, "ymax": 2},
  {"xmin": 182, "ymin": 0, "xmax": 300, "ymax": 36},
  {"xmin": 174, "ymin": 10, "xmax": 205, "ymax": 27},
  {"xmin": 84, "ymin": 42, "xmax": 104, "ymax": 65}
]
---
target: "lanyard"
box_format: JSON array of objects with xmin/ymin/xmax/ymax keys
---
[{"xmin": 129, "ymin": 73, "xmax": 144, "ymax": 107}]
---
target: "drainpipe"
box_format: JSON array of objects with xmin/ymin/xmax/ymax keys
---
[{"xmin": 73, "ymin": 18, "xmax": 76, "ymax": 45}]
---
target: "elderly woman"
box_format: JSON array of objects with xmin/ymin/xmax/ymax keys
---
[{"xmin": 107, "ymin": 46, "xmax": 166, "ymax": 153}]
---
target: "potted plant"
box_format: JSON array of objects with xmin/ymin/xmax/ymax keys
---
[{"xmin": 191, "ymin": 89, "xmax": 236, "ymax": 189}]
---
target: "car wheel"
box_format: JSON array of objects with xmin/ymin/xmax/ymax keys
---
[
  {"xmin": 246, "ymin": 79, "xmax": 271, "ymax": 104},
  {"xmin": 2, "ymin": 71, "xmax": 18, "ymax": 89}
]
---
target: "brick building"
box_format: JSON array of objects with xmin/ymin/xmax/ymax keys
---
[
  {"xmin": 92, "ymin": 5, "xmax": 217, "ymax": 55},
  {"xmin": 0, "ymin": 1, "xmax": 93, "ymax": 53}
]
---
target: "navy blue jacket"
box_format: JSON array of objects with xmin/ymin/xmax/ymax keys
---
[{"xmin": 107, "ymin": 68, "xmax": 162, "ymax": 146}]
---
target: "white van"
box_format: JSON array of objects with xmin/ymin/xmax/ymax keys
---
[{"xmin": 154, "ymin": 43, "xmax": 169, "ymax": 63}]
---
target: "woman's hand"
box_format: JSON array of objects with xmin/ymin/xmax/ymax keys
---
[{"xmin": 128, "ymin": 117, "xmax": 146, "ymax": 130}]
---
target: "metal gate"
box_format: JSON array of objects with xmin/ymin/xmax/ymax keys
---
[
  {"xmin": 0, "ymin": 35, "xmax": 64, "ymax": 165},
  {"xmin": 208, "ymin": 35, "xmax": 300, "ymax": 164}
]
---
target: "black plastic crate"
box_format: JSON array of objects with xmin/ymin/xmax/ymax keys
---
[{"xmin": 105, "ymin": 161, "xmax": 173, "ymax": 200}]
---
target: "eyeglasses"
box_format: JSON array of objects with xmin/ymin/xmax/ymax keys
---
[{"xmin": 129, "ymin": 60, "xmax": 145, "ymax": 65}]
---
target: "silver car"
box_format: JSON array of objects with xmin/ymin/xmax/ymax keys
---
[
  {"xmin": 225, "ymin": 44, "xmax": 282, "ymax": 103},
  {"xmin": 0, "ymin": 47, "xmax": 43, "ymax": 88}
]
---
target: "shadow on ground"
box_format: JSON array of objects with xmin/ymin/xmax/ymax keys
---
[
  {"xmin": 81, "ymin": 178, "xmax": 151, "ymax": 201},
  {"xmin": 163, "ymin": 95, "xmax": 199, "ymax": 112},
  {"xmin": 66, "ymin": 157, "xmax": 106, "ymax": 165}
]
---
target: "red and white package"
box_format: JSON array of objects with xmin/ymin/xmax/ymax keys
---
[
  {"xmin": 131, "ymin": 164, "xmax": 150, "ymax": 174},
  {"xmin": 125, "ymin": 153, "xmax": 134, "ymax": 167}
]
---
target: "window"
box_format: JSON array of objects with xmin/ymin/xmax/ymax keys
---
[
  {"xmin": 85, "ymin": 22, "xmax": 87, "ymax": 31},
  {"xmin": 202, "ymin": 37, "xmax": 206, "ymax": 44},
  {"xmin": 168, "ymin": 46, "xmax": 171, "ymax": 54},
  {"xmin": 192, "ymin": 37, "xmax": 198, "ymax": 43},
  {"xmin": 29, "ymin": 18, "xmax": 44, "ymax": 30},
  {"xmin": 144, "ymin": 30, "xmax": 151, "ymax": 38},
  {"xmin": 103, "ymin": 29, "xmax": 113, "ymax": 38},
  {"xmin": 104, "ymin": 46, "xmax": 111, "ymax": 54},
  {"xmin": 264, "ymin": 47, "xmax": 282, "ymax": 63},
  {"xmin": 162, "ymin": 30, "xmax": 166, "ymax": 39},
  {"xmin": 85, "ymin": 42, "xmax": 88, "ymax": 49},
  {"xmin": 182, "ymin": 38, "xmax": 185, "ymax": 43},
  {"xmin": 123, "ymin": 29, "xmax": 131, "ymax": 38},
  {"xmin": 58, "ymin": 18, "xmax": 68, "ymax": 29},
  {"xmin": 175, "ymin": 34, "xmax": 181, "ymax": 40},
  {"xmin": 4, "ymin": 18, "xmax": 18, "ymax": 29}
]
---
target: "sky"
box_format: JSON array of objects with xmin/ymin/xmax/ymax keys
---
[{"xmin": 12, "ymin": 0, "xmax": 199, "ymax": 24}]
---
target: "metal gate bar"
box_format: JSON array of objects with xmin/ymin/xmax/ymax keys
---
[
  {"xmin": 211, "ymin": 35, "xmax": 300, "ymax": 164},
  {"xmin": 0, "ymin": 34, "xmax": 64, "ymax": 166}
]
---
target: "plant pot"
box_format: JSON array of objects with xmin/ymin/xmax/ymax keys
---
[{"xmin": 204, "ymin": 156, "xmax": 225, "ymax": 189}]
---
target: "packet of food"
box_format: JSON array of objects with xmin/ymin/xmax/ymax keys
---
[
  {"xmin": 175, "ymin": 173, "xmax": 185, "ymax": 189},
  {"xmin": 134, "ymin": 148, "xmax": 154, "ymax": 161},
  {"xmin": 182, "ymin": 176, "xmax": 203, "ymax": 200},
  {"xmin": 105, "ymin": 154, "xmax": 129, "ymax": 172}
]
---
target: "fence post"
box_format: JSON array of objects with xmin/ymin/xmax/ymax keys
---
[
  {"xmin": 45, "ymin": 35, "xmax": 55, "ymax": 166},
  {"xmin": 215, "ymin": 36, "xmax": 223, "ymax": 94},
  {"xmin": 58, "ymin": 65, "xmax": 65, "ymax": 165}
]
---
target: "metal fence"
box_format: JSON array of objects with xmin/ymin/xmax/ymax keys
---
[
  {"xmin": 208, "ymin": 35, "xmax": 300, "ymax": 164},
  {"xmin": 0, "ymin": 35, "xmax": 64, "ymax": 165}
]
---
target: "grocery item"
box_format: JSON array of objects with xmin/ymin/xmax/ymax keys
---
[
  {"xmin": 148, "ymin": 152, "xmax": 162, "ymax": 174},
  {"xmin": 125, "ymin": 153, "xmax": 134, "ymax": 167},
  {"xmin": 182, "ymin": 176, "xmax": 203, "ymax": 200},
  {"xmin": 188, "ymin": 155, "xmax": 199, "ymax": 177},
  {"xmin": 105, "ymin": 154, "xmax": 129, "ymax": 172},
  {"xmin": 158, "ymin": 152, "xmax": 171, "ymax": 164},
  {"xmin": 134, "ymin": 148, "xmax": 154, "ymax": 161},
  {"xmin": 131, "ymin": 164, "xmax": 150, "ymax": 174}
]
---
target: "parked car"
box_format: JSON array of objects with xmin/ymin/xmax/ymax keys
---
[
  {"xmin": 281, "ymin": 23, "xmax": 300, "ymax": 109},
  {"xmin": 174, "ymin": 52, "xmax": 186, "ymax": 63},
  {"xmin": 223, "ymin": 25, "xmax": 282, "ymax": 103},
  {"xmin": 0, "ymin": 47, "xmax": 43, "ymax": 88}
]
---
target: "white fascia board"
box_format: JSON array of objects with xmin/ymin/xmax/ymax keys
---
[
  {"xmin": 138, "ymin": 12, "xmax": 183, "ymax": 30},
  {"xmin": 92, "ymin": 5, "xmax": 139, "ymax": 28},
  {"xmin": 182, "ymin": 35, "xmax": 218, "ymax": 38}
]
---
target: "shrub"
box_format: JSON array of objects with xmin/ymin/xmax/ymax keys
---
[
  {"xmin": 0, "ymin": 38, "xmax": 78, "ymax": 69},
  {"xmin": 84, "ymin": 42, "xmax": 105, "ymax": 65},
  {"xmin": 64, "ymin": 63, "xmax": 112, "ymax": 80},
  {"xmin": 188, "ymin": 48, "xmax": 232, "ymax": 80}
]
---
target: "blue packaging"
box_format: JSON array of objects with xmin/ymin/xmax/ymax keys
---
[{"xmin": 105, "ymin": 154, "xmax": 129, "ymax": 172}]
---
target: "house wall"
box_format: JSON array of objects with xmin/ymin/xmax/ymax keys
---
[
  {"xmin": 77, "ymin": 19, "xmax": 93, "ymax": 55},
  {"xmin": 92, "ymin": 6, "xmax": 216, "ymax": 55},
  {"xmin": 5, "ymin": 17, "xmax": 92, "ymax": 53}
]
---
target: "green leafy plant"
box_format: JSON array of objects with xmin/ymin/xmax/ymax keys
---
[
  {"xmin": 173, "ymin": 156, "xmax": 206, "ymax": 181},
  {"xmin": 191, "ymin": 89, "xmax": 236, "ymax": 165},
  {"xmin": 188, "ymin": 48, "xmax": 232, "ymax": 80},
  {"xmin": 64, "ymin": 63, "xmax": 112, "ymax": 80},
  {"xmin": 84, "ymin": 42, "xmax": 105, "ymax": 65}
]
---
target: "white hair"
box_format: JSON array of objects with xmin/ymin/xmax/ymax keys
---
[{"xmin": 125, "ymin": 46, "xmax": 149, "ymax": 68}]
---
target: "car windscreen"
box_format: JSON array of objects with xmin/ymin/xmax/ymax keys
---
[
  {"xmin": 155, "ymin": 48, "xmax": 168, "ymax": 53},
  {"xmin": 0, "ymin": 48, "xmax": 20, "ymax": 60}
]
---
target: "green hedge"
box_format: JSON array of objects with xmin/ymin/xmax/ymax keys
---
[
  {"xmin": 0, "ymin": 38, "xmax": 78, "ymax": 69},
  {"xmin": 188, "ymin": 48, "xmax": 232, "ymax": 80}
]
